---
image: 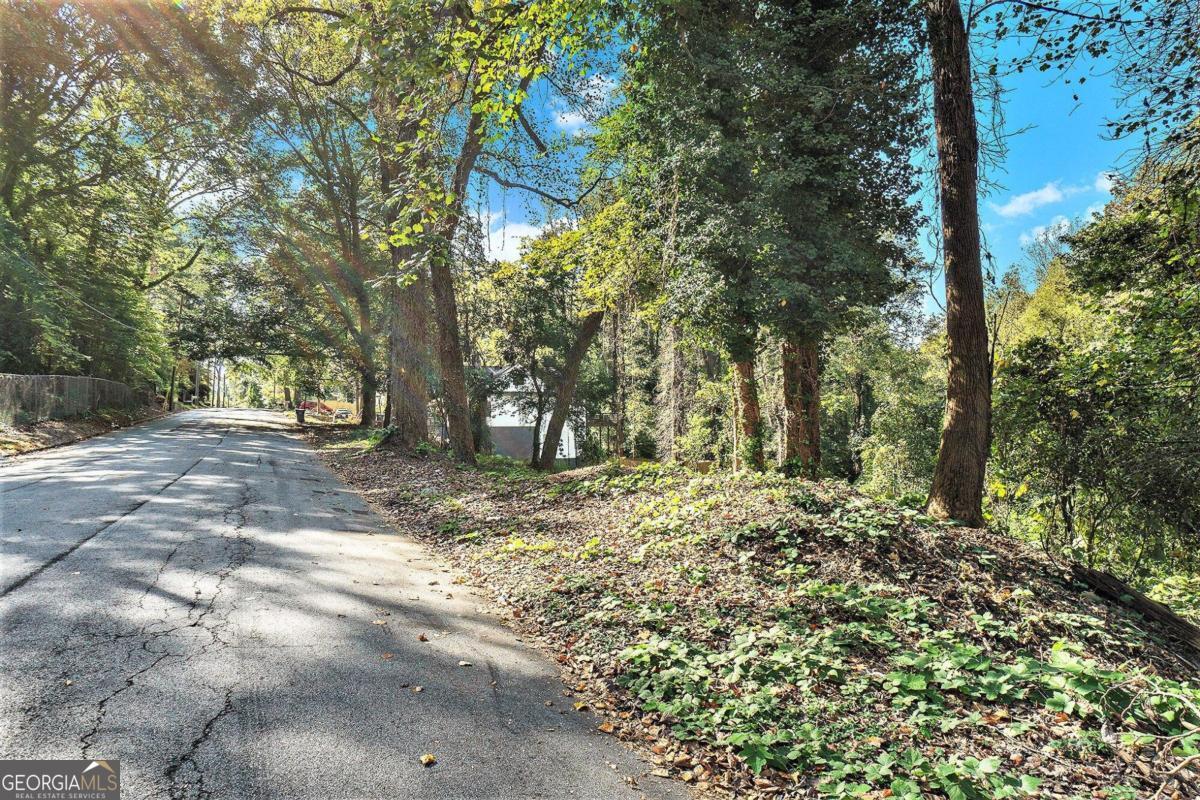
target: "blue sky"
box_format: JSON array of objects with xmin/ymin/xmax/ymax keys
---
[
  {"xmin": 475, "ymin": 39, "xmax": 1132, "ymax": 298},
  {"xmin": 972, "ymin": 54, "xmax": 1129, "ymax": 285}
]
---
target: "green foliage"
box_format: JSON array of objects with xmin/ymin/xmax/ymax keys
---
[
  {"xmin": 620, "ymin": 616, "xmax": 1200, "ymax": 796},
  {"xmin": 821, "ymin": 301, "xmax": 945, "ymax": 492},
  {"xmin": 991, "ymin": 164, "xmax": 1200, "ymax": 591}
]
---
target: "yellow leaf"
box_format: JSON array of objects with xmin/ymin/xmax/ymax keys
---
[{"xmin": 420, "ymin": 754, "xmax": 437, "ymax": 767}]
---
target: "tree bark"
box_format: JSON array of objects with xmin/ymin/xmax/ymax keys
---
[
  {"xmin": 848, "ymin": 371, "xmax": 873, "ymax": 483},
  {"xmin": 425, "ymin": 101, "xmax": 489, "ymax": 465},
  {"xmin": 733, "ymin": 359, "xmax": 765, "ymax": 471},
  {"xmin": 167, "ymin": 362, "xmax": 178, "ymax": 412},
  {"xmin": 359, "ymin": 368, "xmax": 377, "ymax": 427},
  {"xmin": 378, "ymin": 134, "xmax": 430, "ymax": 446},
  {"xmin": 470, "ymin": 390, "xmax": 490, "ymax": 454},
  {"xmin": 428, "ymin": 250, "xmax": 475, "ymax": 463},
  {"xmin": 382, "ymin": 375, "xmax": 392, "ymax": 427},
  {"xmin": 611, "ymin": 310, "xmax": 625, "ymax": 456},
  {"xmin": 924, "ymin": 0, "xmax": 991, "ymax": 527},
  {"xmin": 355, "ymin": 298, "xmax": 377, "ymax": 427},
  {"xmin": 388, "ymin": 264, "xmax": 431, "ymax": 446},
  {"xmin": 656, "ymin": 321, "xmax": 688, "ymax": 462},
  {"xmin": 781, "ymin": 337, "xmax": 821, "ymax": 479},
  {"xmin": 537, "ymin": 310, "xmax": 605, "ymax": 471}
]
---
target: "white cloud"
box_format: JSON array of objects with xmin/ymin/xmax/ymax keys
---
[
  {"xmin": 1019, "ymin": 215, "xmax": 1070, "ymax": 247},
  {"xmin": 554, "ymin": 109, "xmax": 587, "ymax": 130},
  {"xmin": 993, "ymin": 182, "xmax": 1067, "ymax": 218},
  {"xmin": 1085, "ymin": 201, "xmax": 1107, "ymax": 218},
  {"xmin": 486, "ymin": 221, "xmax": 543, "ymax": 262},
  {"xmin": 1094, "ymin": 172, "xmax": 1114, "ymax": 193}
]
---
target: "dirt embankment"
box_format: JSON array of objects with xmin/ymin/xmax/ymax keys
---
[{"xmin": 0, "ymin": 405, "xmax": 167, "ymax": 456}]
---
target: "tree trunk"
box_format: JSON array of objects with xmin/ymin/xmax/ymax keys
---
[
  {"xmin": 848, "ymin": 371, "xmax": 872, "ymax": 483},
  {"xmin": 470, "ymin": 391, "xmax": 490, "ymax": 454},
  {"xmin": 781, "ymin": 337, "xmax": 821, "ymax": 479},
  {"xmin": 283, "ymin": 386, "xmax": 292, "ymax": 408},
  {"xmin": 388, "ymin": 271, "xmax": 430, "ymax": 446},
  {"xmin": 429, "ymin": 249, "xmax": 475, "ymax": 464},
  {"xmin": 359, "ymin": 369, "xmax": 377, "ymax": 428},
  {"xmin": 611, "ymin": 310, "xmax": 625, "ymax": 456},
  {"xmin": 537, "ymin": 310, "xmax": 605, "ymax": 471},
  {"xmin": 167, "ymin": 362, "xmax": 178, "ymax": 412},
  {"xmin": 374, "ymin": 83, "xmax": 431, "ymax": 449},
  {"xmin": 530, "ymin": 381, "xmax": 546, "ymax": 467},
  {"xmin": 924, "ymin": 0, "xmax": 991, "ymax": 527},
  {"xmin": 383, "ymin": 379, "xmax": 392, "ymax": 427},
  {"xmin": 733, "ymin": 359, "xmax": 765, "ymax": 471},
  {"xmin": 656, "ymin": 320, "xmax": 688, "ymax": 462}
]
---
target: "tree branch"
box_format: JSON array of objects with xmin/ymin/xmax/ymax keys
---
[
  {"xmin": 516, "ymin": 105, "xmax": 548, "ymax": 155},
  {"xmin": 474, "ymin": 166, "xmax": 577, "ymax": 209}
]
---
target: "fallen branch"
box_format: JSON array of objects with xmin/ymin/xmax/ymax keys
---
[{"xmin": 1071, "ymin": 563, "xmax": 1200, "ymax": 658}]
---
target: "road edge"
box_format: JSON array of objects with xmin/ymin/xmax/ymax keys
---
[{"xmin": 0, "ymin": 408, "xmax": 179, "ymax": 461}]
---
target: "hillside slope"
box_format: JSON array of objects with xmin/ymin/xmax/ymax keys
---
[{"xmin": 318, "ymin": 435, "xmax": 1200, "ymax": 799}]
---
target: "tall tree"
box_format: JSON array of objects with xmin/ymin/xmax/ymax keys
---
[{"xmin": 923, "ymin": 0, "xmax": 990, "ymax": 526}]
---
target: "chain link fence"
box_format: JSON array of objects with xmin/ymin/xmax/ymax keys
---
[{"xmin": 0, "ymin": 374, "xmax": 149, "ymax": 427}]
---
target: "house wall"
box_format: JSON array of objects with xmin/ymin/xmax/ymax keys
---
[{"xmin": 487, "ymin": 391, "xmax": 577, "ymax": 462}]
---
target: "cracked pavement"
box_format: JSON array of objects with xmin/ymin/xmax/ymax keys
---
[{"xmin": 0, "ymin": 409, "xmax": 687, "ymax": 800}]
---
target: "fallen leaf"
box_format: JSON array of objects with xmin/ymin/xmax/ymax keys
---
[
  {"xmin": 574, "ymin": 701, "xmax": 588, "ymax": 711},
  {"xmin": 598, "ymin": 721, "xmax": 615, "ymax": 733},
  {"xmin": 412, "ymin": 686, "xmax": 424, "ymax": 693},
  {"xmin": 420, "ymin": 754, "xmax": 436, "ymax": 767},
  {"xmin": 381, "ymin": 653, "xmax": 394, "ymax": 661},
  {"xmin": 417, "ymin": 633, "xmax": 429, "ymax": 642}
]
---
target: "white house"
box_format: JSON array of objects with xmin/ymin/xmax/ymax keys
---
[{"xmin": 485, "ymin": 370, "xmax": 579, "ymax": 465}]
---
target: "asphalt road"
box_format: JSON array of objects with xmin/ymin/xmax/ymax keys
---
[{"xmin": 0, "ymin": 409, "xmax": 686, "ymax": 800}]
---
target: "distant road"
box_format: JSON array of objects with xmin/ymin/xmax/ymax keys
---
[{"xmin": 0, "ymin": 409, "xmax": 683, "ymax": 800}]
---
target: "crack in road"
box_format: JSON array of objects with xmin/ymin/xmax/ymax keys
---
[
  {"xmin": 72, "ymin": 434, "xmax": 255, "ymax": 775},
  {"xmin": 0, "ymin": 456, "xmax": 208, "ymax": 599},
  {"xmin": 164, "ymin": 685, "xmax": 238, "ymax": 800}
]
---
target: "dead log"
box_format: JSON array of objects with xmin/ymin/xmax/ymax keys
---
[{"xmin": 1072, "ymin": 563, "xmax": 1200, "ymax": 657}]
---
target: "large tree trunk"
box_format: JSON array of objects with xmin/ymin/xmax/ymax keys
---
[
  {"xmin": 372, "ymin": 77, "xmax": 432, "ymax": 448},
  {"xmin": 732, "ymin": 359, "xmax": 765, "ymax": 471},
  {"xmin": 378, "ymin": 133, "xmax": 430, "ymax": 446},
  {"xmin": 537, "ymin": 310, "xmax": 605, "ymax": 471},
  {"xmin": 924, "ymin": 0, "xmax": 991, "ymax": 527},
  {"xmin": 781, "ymin": 336, "xmax": 821, "ymax": 479},
  {"xmin": 429, "ymin": 250, "xmax": 475, "ymax": 463},
  {"xmin": 388, "ymin": 267, "xmax": 431, "ymax": 446}
]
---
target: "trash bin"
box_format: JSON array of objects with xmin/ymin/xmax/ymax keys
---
[{"xmin": 295, "ymin": 408, "xmax": 306, "ymax": 424}]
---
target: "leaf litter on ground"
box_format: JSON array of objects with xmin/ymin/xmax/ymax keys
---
[{"xmin": 314, "ymin": 432, "xmax": 1200, "ymax": 799}]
